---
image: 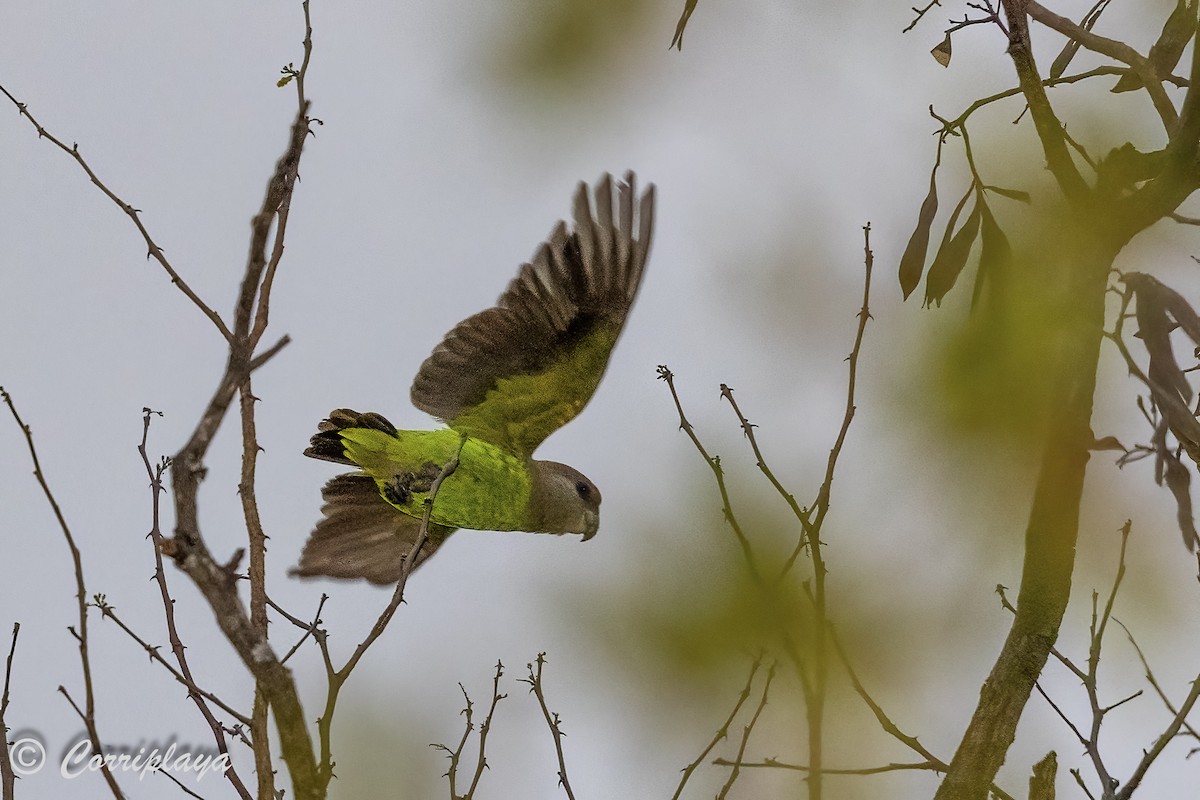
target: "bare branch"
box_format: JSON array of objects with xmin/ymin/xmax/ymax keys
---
[
  {"xmin": 432, "ymin": 683, "xmax": 476, "ymax": 798},
  {"xmin": 716, "ymin": 663, "xmax": 775, "ymax": 800},
  {"xmin": 1001, "ymin": 1, "xmax": 1090, "ymax": 201},
  {"xmin": 94, "ymin": 598, "xmax": 250, "ymax": 727},
  {"xmin": 1, "ymin": 387, "xmax": 124, "ymax": 798},
  {"xmin": 164, "ymin": 104, "xmax": 319, "ymax": 799},
  {"xmin": 316, "ymin": 439, "xmax": 465, "ymax": 792},
  {"xmin": 672, "ymin": 656, "xmax": 763, "ymax": 800},
  {"xmin": 133, "ymin": 410, "xmax": 253, "ymax": 798},
  {"xmin": 1, "ymin": 623, "xmax": 20, "ymax": 799},
  {"xmin": 524, "ymin": 653, "xmax": 576, "ymax": 800},
  {"xmin": 903, "ymin": 0, "xmax": 943, "ymax": 34},
  {"xmin": 713, "ymin": 757, "xmax": 941, "ymax": 775},
  {"xmin": 0, "ymin": 87, "xmax": 231, "ymax": 340},
  {"xmin": 1026, "ymin": 1, "xmax": 1179, "ymax": 132},
  {"xmin": 465, "ymin": 662, "xmax": 507, "ymax": 800},
  {"xmin": 1115, "ymin": 619, "xmax": 1200, "ymax": 743},
  {"xmin": 656, "ymin": 365, "xmax": 763, "ymax": 581},
  {"xmin": 780, "ymin": 222, "xmax": 874, "ymax": 580}
]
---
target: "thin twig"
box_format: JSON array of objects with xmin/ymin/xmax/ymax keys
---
[
  {"xmin": 1, "ymin": 387, "xmax": 124, "ymax": 798},
  {"xmin": 163, "ymin": 103, "xmax": 315, "ymax": 799},
  {"xmin": 133, "ymin": 409, "xmax": 253, "ymax": 798},
  {"xmin": 903, "ymin": 0, "xmax": 942, "ymax": 33},
  {"xmin": 432, "ymin": 683, "xmax": 476, "ymax": 798},
  {"xmin": 1026, "ymin": 1, "xmax": 1178, "ymax": 133},
  {"xmin": 655, "ymin": 365, "xmax": 763, "ymax": 581},
  {"xmin": 466, "ymin": 662, "xmax": 507, "ymax": 799},
  {"xmin": 156, "ymin": 767, "xmax": 207, "ymax": 800},
  {"xmin": 1117, "ymin": 671, "xmax": 1200, "ymax": 799},
  {"xmin": 278, "ymin": 594, "xmax": 329, "ymax": 666},
  {"xmin": 1077, "ymin": 522, "xmax": 1133, "ymax": 790},
  {"xmin": 0, "ymin": 623, "xmax": 20, "ymax": 799},
  {"xmin": 672, "ymin": 656, "xmax": 762, "ymax": 800},
  {"xmin": 823, "ymin": 614, "xmax": 1015, "ymax": 800},
  {"xmin": 0, "ymin": 86, "xmax": 231, "ymax": 340},
  {"xmin": 941, "ymin": 66, "xmax": 1184, "ymax": 135},
  {"xmin": 525, "ymin": 653, "xmax": 576, "ymax": 800},
  {"xmin": 716, "ymin": 663, "xmax": 775, "ymax": 800},
  {"xmin": 780, "ymin": 222, "xmax": 874, "ymax": 579},
  {"xmin": 718, "ymin": 387, "xmax": 817, "ymax": 570},
  {"xmin": 316, "ymin": 439, "xmax": 466, "ymax": 792},
  {"xmin": 996, "ymin": 585, "xmax": 1087, "ymax": 682},
  {"xmin": 1115, "ymin": 618, "xmax": 1200, "ymax": 743},
  {"xmin": 713, "ymin": 757, "xmax": 941, "ymax": 775},
  {"xmin": 94, "ymin": 599, "xmax": 250, "ymax": 726}
]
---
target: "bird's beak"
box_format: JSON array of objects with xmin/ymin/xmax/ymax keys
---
[{"xmin": 580, "ymin": 510, "xmax": 599, "ymax": 542}]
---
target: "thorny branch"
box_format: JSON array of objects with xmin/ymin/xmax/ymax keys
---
[
  {"xmin": 1, "ymin": 623, "xmax": 19, "ymax": 800},
  {"xmin": 314, "ymin": 439, "xmax": 465, "ymax": 793},
  {"xmin": 1, "ymin": 387, "xmax": 124, "ymax": 798},
  {"xmin": 671, "ymin": 656, "xmax": 763, "ymax": 800},
  {"xmin": 0, "ymin": 89, "xmax": 230, "ymax": 340},
  {"xmin": 128, "ymin": 409, "xmax": 253, "ymax": 797},
  {"xmin": 432, "ymin": 661, "xmax": 507, "ymax": 800},
  {"xmin": 525, "ymin": 653, "xmax": 576, "ymax": 800},
  {"xmin": 715, "ymin": 663, "xmax": 775, "ymax": 800}
]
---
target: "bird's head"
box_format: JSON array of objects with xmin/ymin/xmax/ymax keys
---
[{"xmin": 529, "ymin": 460, "xmax": 602, "ymax": 541}]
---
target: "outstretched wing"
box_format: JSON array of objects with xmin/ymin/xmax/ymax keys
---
[{"xmin": 410, "ymin": 172, "xmax": 655, "ymax": 457}]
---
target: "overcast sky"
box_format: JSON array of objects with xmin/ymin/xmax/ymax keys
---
[{"xmin": 2, "ymin": 2, "xmax": 1198, "ymax": 798}]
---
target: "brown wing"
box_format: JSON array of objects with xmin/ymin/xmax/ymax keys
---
[
  {"xmin": 290, "ymin": 474, "xmax": 455, "ymax": 584},
  {"xmin": 409, "ymin": 172, "xmax": 655, "ymax": 457}
]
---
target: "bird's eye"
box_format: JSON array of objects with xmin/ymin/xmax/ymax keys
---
[{"xmin": 575, "ymin": 480, "xmax": 590, "ymax": 498}]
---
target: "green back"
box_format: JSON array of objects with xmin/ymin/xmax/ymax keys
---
[{"xmin": 339, "ymin": 427, "xmax": 534, "ymax": 531}]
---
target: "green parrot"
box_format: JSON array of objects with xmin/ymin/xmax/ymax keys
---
[{"xmin": 293, "ymin": 173, "xmax": 656, "ymax": 584}]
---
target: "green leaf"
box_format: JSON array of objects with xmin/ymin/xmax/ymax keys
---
[
  {"xmin": 924, "ymin": 195, "xmax": 982, "ymax": 308},
  {"xmin": 898, "ymin": 163, "xmax": 940, "ymax": 300}
]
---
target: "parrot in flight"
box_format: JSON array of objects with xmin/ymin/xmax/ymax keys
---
[{"xmin": 293, "ymin": 173, "xmax": 656, "ymax": 583}]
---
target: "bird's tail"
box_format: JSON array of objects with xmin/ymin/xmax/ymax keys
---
[
  {"xmin": 290, "ymin": 473, "xmax": 456, "ymax": 584},
  {"xmin": 304, "ymin": 408, "xmax": 399, "ymax": 464}
]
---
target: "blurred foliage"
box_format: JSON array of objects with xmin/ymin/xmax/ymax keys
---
[
  {"xmin": 486, "ymin": 0, "xmax": 658, "ymax": 95},
  {"xmin": 575, "ymin": 478, "xmax": 936, "ymax": 697},
  {"xmin": 322, "ymin": 696, "xmax": 442, "ymax": 800},
  {"xmin": 916, "ymin": 185, "xmax": 1091, "ymax": 444}
]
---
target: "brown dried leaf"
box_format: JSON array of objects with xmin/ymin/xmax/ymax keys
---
[
  {"xmin": 924, "ymin": 196, "xmax": 981, "ymax": 308},
  {"xmin": 1091, "ymin": 435, "xmax": 1127, "ymax": 452},
  {"xmin": 1153, "ymin": 279, "xmax": 1200, "ymax": 346},
  {"xmin": 1112, "ymin": 0, "xmax": 1196, "ymax": 92},
  {"xmin": 1127, "ymin": 272, "xmax": 1193, "ymax": 403},
  {"xmin": 670, "ymin": 0, "xmax": 700, "ymax": 51},
  {"xmin": 1049, "ymin": 0, "xmax": 1112, "ymax": 79},
  {"xmin": 971, "ymin": 198, "xmax": 1011, "ymax": 311},
  {"xmin": 1164, "ymin": 452, "xmax": 1199, "ymax": 549},
  {"xmin": 931, "ymin": 34, "xmax": 952, "ymax": 68},
  {"xmin": 899, "ymin": 163, "xmax": 940, "ymax": 300}
]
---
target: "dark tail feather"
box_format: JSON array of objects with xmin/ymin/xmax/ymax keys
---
[
  {"xmin": 303, "ymin": 408, "xmax": 400, "ymax": 464},
  {"xmin": 291, "ymin": 474, "xmax": 455, "ymax": 584}
]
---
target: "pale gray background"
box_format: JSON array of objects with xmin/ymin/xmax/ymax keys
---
[{"xmin": 2, "ymin": 2, "xmax": 1198, "ymax": 798}]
